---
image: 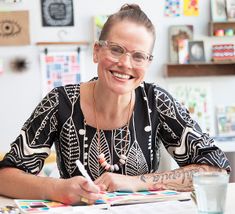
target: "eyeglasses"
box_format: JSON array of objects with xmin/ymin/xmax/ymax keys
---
[{"xmin": 98, "ymin": 40, "xmax": 153, "ymax": 67}]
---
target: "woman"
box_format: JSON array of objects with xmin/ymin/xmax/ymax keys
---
[{"xmin": 0, "ymin": 4, "xmax": 231, "ymax": 205}]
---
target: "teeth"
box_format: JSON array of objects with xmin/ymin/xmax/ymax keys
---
[{"xmin": 112, "ymin": 72, "xmax": 130, "ymax": 79}]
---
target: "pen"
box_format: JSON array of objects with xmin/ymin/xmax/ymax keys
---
[
  {"xmin": 76, "ymin": 159, "xmax": 93, "ymax": 183},
  {"xmin": 76, "ymin": 159, "xmax": 110, "ymax": 207}
]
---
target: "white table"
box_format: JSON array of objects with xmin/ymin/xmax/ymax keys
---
[{"xmin": 0, "ymin": 183, "xmax": 235, "ymax": 214}]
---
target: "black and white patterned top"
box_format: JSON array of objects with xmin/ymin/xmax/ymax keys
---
[{"xmin": 0, "ymin": 81, "xmax": 231, "ymax": 179}]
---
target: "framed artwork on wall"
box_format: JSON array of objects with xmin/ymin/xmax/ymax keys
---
[
  {"xmin": 168, "ymin": 25, "xmax": 193, "ymax": 63},
  {"xmin": 226, "ymin": 0, "xmax": 235, "ymax": 20},
  {"xmin": 188, "ymin": 41, "xmax": 205, "ymax": 63},
  {"xmin": 41, "ymin": 0, "xmax": 74, "ymax": 27},
  {"xmin": 210, "ymin": 0, "xmax": 227, "ymax": 21}
]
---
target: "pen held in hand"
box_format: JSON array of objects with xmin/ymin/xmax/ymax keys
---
[{"xmin": 76, "ymin": 159, "xmax": 93, "ymax": 183}]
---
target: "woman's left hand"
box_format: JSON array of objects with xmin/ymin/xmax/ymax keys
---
[{"xmin": 94, "ymin": 172, "xmax": 144, "ymax": 192}]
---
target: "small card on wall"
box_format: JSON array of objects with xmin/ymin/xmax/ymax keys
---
[
  {"xmin": 0, "ymin": 11, "xmax": 30, "ymax": 46},
  {"xmin": 164, "ymin": 0, "xmax": 181, "ymax": 17},
  {"xmin": 183, "ymin": 0, "xmax": 199, "ymax": 16}
]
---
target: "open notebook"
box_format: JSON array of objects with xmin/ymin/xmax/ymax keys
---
[{"xmin": 14, "ymin": 190, "xmax": 191, "ymax": 213}]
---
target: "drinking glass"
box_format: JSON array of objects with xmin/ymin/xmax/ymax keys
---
[{"xmin": 193, "ymin": 171, "xmax": 229, "ymax": 214}]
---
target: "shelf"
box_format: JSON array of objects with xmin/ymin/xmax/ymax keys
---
[
  {"xmin": 166, "ymin": 62, "xmax": 235, "ymax": 77},
  {"xmin": 209, "ymin": 21, "xmax": 235, "ymax": 36},
  {"xmin": 36, "ymin": 41, "xmax": 89, "ymax": 46}
]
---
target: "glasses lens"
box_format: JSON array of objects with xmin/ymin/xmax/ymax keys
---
[
  {"xmin": 132, "ymin": 52, "xmax": 148, "ymax": 63},
  {"xmin": 109, "ymin": 44, "xmax": 125, "ymax": 57}
]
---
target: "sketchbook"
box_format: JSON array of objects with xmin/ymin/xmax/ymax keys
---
[{"xmin": 14, "ymin": 190, "xmax": 191, "ymax": 213}]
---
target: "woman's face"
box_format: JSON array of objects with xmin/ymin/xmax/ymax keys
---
[{"xmin": 93, "ymin": 21, "xmax": 153, "ymax": 95}]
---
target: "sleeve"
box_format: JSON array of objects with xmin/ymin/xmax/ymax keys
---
[
  {"xmin": 0, "ymin": 88, "xmax": 59, "ymax": 175},
  {"xmin": 153, "ymin": 86, "xmax": 231, "ymax": 172}
]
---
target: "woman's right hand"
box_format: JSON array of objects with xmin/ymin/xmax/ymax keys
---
[{"xmin": 50, "ymin": 176, "xmax": 102, "ymax": 205}]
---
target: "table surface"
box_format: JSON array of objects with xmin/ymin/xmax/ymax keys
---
[{"xmin": 0, "ymin": 183, "xmax": 235, "ymax": 214}]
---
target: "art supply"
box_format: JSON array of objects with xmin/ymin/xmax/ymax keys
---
[
  {"xmin": 14, "ymin": 200, "xmax": 71, "ymax": 213},
  {"xmin": 95, "ymin": 190, "xmax": 191, "ymax": 206},
  {"xmin": 193, "ymin": 172, "xmax": 229, "ymax": 214},
  {"xmin": 76, "ymin": 159, "xmax": 93, "ymax": 183},
  {"xmin": 0, "ymin": 205, "xmax": 20, "ymax": 214}
]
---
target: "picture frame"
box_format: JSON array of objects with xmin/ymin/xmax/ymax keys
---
[
  {"xmin": 168, "ymin": 25, "xmax": 193, "ymax": 63},
  {"xmin": 211, "ymin": 0, "xmax": 227, "ymax": 21},
  {"xmin": 226, "ymin": 0, "xmax": 235, "ymax": 21},
  {"xmin": 188, "ymin": 41, "xmax": 205, "ymax": 63},
  {"xmin": 41, "ymin": 0, "xmax": 74, "ymax": 27}
]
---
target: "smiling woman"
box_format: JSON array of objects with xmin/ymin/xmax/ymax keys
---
[{"xmin": 0, "ymin": 3, "xmax": 231, "ymax": 205}]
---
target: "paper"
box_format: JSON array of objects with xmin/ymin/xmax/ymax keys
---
[
  {"xmin": 110, "ymin": 200, "xmax": 197, "ymax": 214},
  {"xmin": 15, "ymin": 190, "xmax": 191, "ymax": 213},
  {"xmin": 97, "ymin": 190, "xmax": 190, "ymax": 206},
  {"xmin": 183, "ymin": 0, "xmax": 199, "ymax": 16},
  {"xmin": 164, "ymin": 0, "xmax": 181, "ymax": 17},
  {"xmin": 216, "ymin": 105, "xmax": 235, "ymax": 136},
  {"xmin": 168, "ymin": 82, "xmax": 214, "ymax": 135},
  {"xmin": 40, "ymin": 51, "xmax": 84, "ymax": 97}
]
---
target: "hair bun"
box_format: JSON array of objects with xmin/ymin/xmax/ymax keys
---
[{"xmin": 119, "ymin": 4, "xmax": 141, "ymax": 12}]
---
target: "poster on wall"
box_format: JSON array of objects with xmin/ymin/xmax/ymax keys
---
[
  {"xmin": 41, "ymin": 0, "xmax": 74, "ymax": 27},
  {"xmin": 168, "ymin": 82, "xmax": 215, "ymax": 136},
  {"xmin": 40, "ymin": 51, "xmax": 84, "ymax": 97},
  {"xmin": 0, "ymin": 11, "xmax": 30, "ymax": 46}
]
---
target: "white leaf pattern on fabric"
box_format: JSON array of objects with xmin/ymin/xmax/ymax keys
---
[
  {"xmin": 88, "ymin": 130, "xmax": 111, "ymax": 179},
  {"xmin": 113, "ymin": 126, "xmax": 131, "ymax": 157},
  {"xmin": 64, "ymin": 85, "xmax": 80, "ymax": 104},
  {"xmin": 60, "ymin": 117, "xmax": 80, "ymax": 176},
  {"xmin": 155, "ymin": 90, "xmax": 176, "ymax": 119},
  {"xmin": 126, "ymin": 140, "xmax": 148, "ymax": 176},
  {"xmin": 32, "ymin": 91, "xmax": 58, "ymax": 121}
]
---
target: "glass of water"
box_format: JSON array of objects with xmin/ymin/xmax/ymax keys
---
[{"xmin": 193, "ymin": 171, "xmax": 229, "ymax": 214}]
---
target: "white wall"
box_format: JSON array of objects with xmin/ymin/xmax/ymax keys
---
[{"xmin": 0, "ymin": 0, "xmax": 235, "ymax": 155}]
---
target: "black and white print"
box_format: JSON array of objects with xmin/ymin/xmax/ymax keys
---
[{"xmin": 41, "ymin": 0, "xmax": 74, "ymax": 27}]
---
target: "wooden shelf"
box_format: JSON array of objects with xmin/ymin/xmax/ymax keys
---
[
  {"xmin": 36, "ymin": 41, "xmax": 89, "ymax": 46},
  {"xmin": 209, "ymin": 21, "xmax": 235, "ymax": 36},
  {"xmin": 166, "ymin": 62, "xmax": 235, "ymax": 77}
]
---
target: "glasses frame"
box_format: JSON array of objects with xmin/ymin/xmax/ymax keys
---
[{"xmin": 97, "ymin": 40, "xmax": 153, "ymax": 67}]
